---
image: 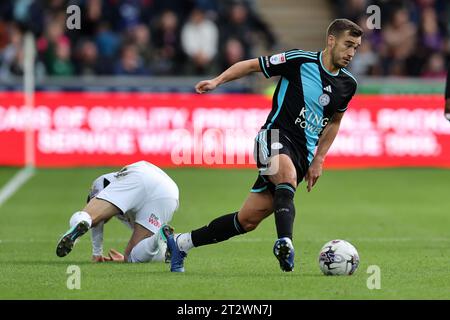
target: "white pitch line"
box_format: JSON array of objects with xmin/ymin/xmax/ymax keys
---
[{"xmin": 0, "ymin": 166, "xmax": 35, "ymax": 208}]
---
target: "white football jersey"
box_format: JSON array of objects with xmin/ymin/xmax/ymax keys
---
[
  {"xmin": 87, "ymin": 161, "xmax": 179, "ymax": 232},
  {"xmin": 88, "ymin": 161, "xmax": 178, "ymax": 202}
]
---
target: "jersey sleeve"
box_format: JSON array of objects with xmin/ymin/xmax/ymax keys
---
[
  {"xmin": 258, "ymin": 50, "xmax": 300, "ymax": 78},
  {"xmin": 86, "ymin": 173, "xmax": 114, "ymax": 203},
  {"xmin": 87, "ymin": 177, "xmax": 103, "ymax": 203},
  {"xmin": 337, "ymin": 80, "xmax": 357, "ymax": 113}
]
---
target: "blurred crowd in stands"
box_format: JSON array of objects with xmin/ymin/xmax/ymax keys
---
[
  {"xmin": 0, "ymin": 0, "xmax": 448, "ymax": 79},
  {"xmin": 0, "ymin": 0, "xmax": 277, "ymax": 79},
  {"xmin": 332, "ymin": 0, "xmax": 449, "ymax": 78}
]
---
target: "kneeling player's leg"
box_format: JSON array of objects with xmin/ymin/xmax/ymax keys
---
[
  {"xmin": 124, "ymin": 224, "xmax": 158, "ymax": 263},
  {"xmin": 83, "ymin": 198, "xmax": 122, "ymax": 227},
  {"xmin": 57, "ymin": 199, "xmax": 121, "ymax": 258},
  {"xmin": 70, "ymin": 198, "xmax": 120, "ymax": 229},
  {"xmin": 67, "ymin": 198, "xmax": 121, "ymax": 231},
  {"xmin": 126, "ymin": 198, "xmax": 178, "ymax": 263}
]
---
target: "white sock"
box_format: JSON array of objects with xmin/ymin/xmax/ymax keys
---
[
  {"xmin": 128, "ymin": 236, "xmax": 163, "ymax": 263},
  {"xmin": 175, "ymin": 233, "xmax": 194, "ymax": 252},
  {"xmin": 69, "ymin": 211, "xmax": 92, "ymax": 228}
]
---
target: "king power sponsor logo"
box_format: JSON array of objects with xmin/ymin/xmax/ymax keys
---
[{"xmin": 294, "ymin": 107, "xmax": 329, "ymax": 134}]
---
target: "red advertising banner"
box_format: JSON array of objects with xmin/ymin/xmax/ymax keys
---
[{"xmin": 0, "ymin": 92, "xmax": 448, "ymax": 168}]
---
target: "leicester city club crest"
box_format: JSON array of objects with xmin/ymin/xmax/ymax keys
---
[{"xmin": 318, "ymin": 93, "xmax": 330, "ymax": 106}]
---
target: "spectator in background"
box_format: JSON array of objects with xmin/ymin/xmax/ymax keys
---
[
  {"xmin": 10, "ymin": 0, "xmax": 44, "ymax": 36},
  {"xmin": 221, "ymin": 37, "xmax": 245, "ymax": 70},
  {"xmin": 74, "ymin": 39, "xmax": 112, "ymax": 75},
  {"xmin": 380, "ymin": 7, "xmax": 417, "ymax": 75},
  {"xmin": 348, "ymin": 15, "xmax": 381, "ymax": 76},
  {"xmin": 194, "ymin": 0, "xmax": 219, "ymax": 21},
  {"xmin": 95, "ymin": 22, "xmax": 121, "ymax": 63},
  {"xmin": 49, "ymin": 37, "xmax": 74, "ymax": 76},
  {"xmin": 244, "ymin": 1, "xmax": 278, "ymax": 51},
  {"xmin": 0, "ymin": 23, "xmax": 23, "ymax": 78},
  {"xmin": 81, "ymin": 0, "xmax": 104, "ymax": 37},
  {"xmin": 4, "ymin": 0, "xmax": 445, "ymax": 79},
  {"xmin": 348, "ymin": 40, "xmax": 379, "ymax": 76},
  {"xmin": 113, "ymin": 0, "xmax": 144, "ymax": 32},
  {"xmin": 218, "ymin": 1, "xmax": 277, "ymax": 57},
  {"xmin": 405, "ymin": 5, "xmax": 446, "ymax": 76},
  {"xmin": 181, "ymin": 7, "xmax": 218, "ymax": 75},
  {"xmin": 0, "ymin": 0, "xmax": 281, "ymax": 78},
  {"xmin": 152, "ymin": 0, "xmax": 195, "ymax": 22},
  {"xmin": 0, "ymin": 21, "xmax": 9, "ymax": 52},
  {"xmin": 127, "ymin": 24, "xmax": 154, "ymax": 72},
  {"xmin": 421, "ymin": 52, "xmax": 447, "ymax": 78},
  {"xmin": 46, "ymin": 0, "xmax": 66, "ymax": 15},
  {"xmin": 114, "ymin": 43, "xmax": 148, "ymax": 75},
  {"xmin": 412, "ymin": 0, "xmax": 448, "ymax": 27},
  {"xmin": 219, "ymin": 2, "xmax": 253, "ymax": 59},
  {"xmin": 331, "ymin": 0, "xmax": 368, "ymax": 22},
  {"xmin": 0, "ymin": 21, "xmax": 46, "ymax": 80},
  {"xmin": 152, "ymin": 10, "xmax": 184, "ymax": 75},
  {"xmin": 37, "ymin": 16, "xmax": 75, "ymax": 76},
  {"xmin": 419, "ymin": 7, "xmax": 444, "ymax": 53}
]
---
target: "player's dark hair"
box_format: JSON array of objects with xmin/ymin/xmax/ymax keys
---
[{"xmin": 327, "ymin": 19, "xmax": 363, "ymax": 38}]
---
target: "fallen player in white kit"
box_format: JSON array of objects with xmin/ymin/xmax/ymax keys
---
[{"xmin": 55, "ymin": 161, "xmax": 179, "ymax": 263}]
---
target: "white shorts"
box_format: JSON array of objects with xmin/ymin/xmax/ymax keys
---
[{"xmin": 96, "ymin": 164, "xmax": 179, "ymax": 234}]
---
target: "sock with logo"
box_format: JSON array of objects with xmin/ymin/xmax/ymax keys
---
[
  {"xmin": 190, "ymin": 212, "xmax": 246, "ymax": 248},
  {"xmin": 273, "ymin": 183, "xmax": 296, "ymax": 239}
]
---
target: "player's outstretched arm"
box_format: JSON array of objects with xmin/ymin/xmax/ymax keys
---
[
  {"xmin": 305, "ymin": 112, "xmax": 344, "ymax": 192},
  {"xmin": 91, "ymin": 221, "xmax": 107, "ymax": 262},
  {"xmin": 195, "ymin": 58, "xmax": 261, "ymax": 94}
]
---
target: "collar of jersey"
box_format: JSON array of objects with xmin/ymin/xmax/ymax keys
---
[{"xmin": 319, "ymin": 51, "xmax": 340, "ymax": 77}]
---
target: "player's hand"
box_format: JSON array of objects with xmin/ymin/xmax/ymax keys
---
[
  {"xmin": 195, "ymin": 79, "xmax": 218, "ymax": 94},
  {"xmin": 305, "ymin": 159, "xmax": 323, "ymax": 192},
  {"xmin": 108, "ymin": 248, "xmax": 125, "ymax": 262},
  {"xmin": 92, "ymin": 255, "xmax": 112, "ymax": 263}
]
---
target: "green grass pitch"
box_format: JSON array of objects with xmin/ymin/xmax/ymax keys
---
[{"xmin": 0, "ymin": 166, "xmax": 449, "ymax": 299}]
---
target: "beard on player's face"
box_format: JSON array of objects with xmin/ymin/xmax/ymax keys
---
[{"xmin": 331, "ymin": 46, "xmax": 348, "ymax": 69}]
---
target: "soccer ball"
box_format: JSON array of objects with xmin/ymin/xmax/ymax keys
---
[{"xmin": 318, "ymin": 239, "xmax": 359, "ymax": 275}]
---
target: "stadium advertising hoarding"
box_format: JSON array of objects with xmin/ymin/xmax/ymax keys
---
[{"xmin": 0, "ymin": 92, "xmax": 448, "ymax": 168}]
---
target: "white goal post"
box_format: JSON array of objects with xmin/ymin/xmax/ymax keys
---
[{"xmin": 0, "ymin": 31, "xmax": 36, "ymax": 208}]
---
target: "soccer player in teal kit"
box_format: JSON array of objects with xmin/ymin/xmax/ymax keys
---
[{"xmin": 164, "ymin": 19, "xmax": 363, "ymax": 272}]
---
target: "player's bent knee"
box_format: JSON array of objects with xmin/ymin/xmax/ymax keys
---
[
  {"xmin": 84, "ymin": 198, "xmax": 121, "ymax": 227},
  {"xmin": 90, "ymin": 215, "xmax": 103, "ymax": 227},
  {"xmin": 270, "ymin": 172, "xmax": 297, "ymax": 187},
  {"xmin": 279, "ymin": 178, "xmax": 297, "ymax": 188},
  {"xmin": 241, "ymin": 221, "xmax": 258, "ymax": 232},
  {"xmin": 239, "ymin": 215, "xmax": 263, "ymax": 232}
]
